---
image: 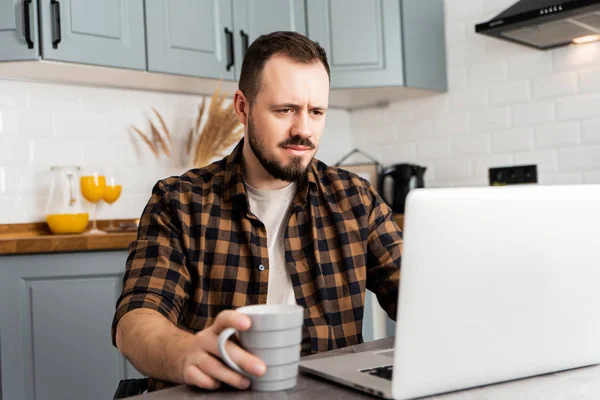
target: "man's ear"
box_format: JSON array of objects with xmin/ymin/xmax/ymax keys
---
[{"xmin": 233, "ymin": 90, "xmax": 249, "ymax": 126}]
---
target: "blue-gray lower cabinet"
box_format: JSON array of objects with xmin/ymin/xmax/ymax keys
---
[
  {"xmin": 0, "ymin": 251, "xmax": 142, "ymax": 400},
  {"xmin": 0, "ymin": 0, "xmax": 40, "ymax": 61},
  {"xmin": 37, "ymin": 0, "xmax": 146, "ymax": 70}
]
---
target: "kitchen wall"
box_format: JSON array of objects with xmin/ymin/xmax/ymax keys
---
[
  {"xmin": 0, "ymin": 80, "xmax": 352, "ymax": 224},
  {"xmin": 352, "ymin": 0, "xmax": 600, "ymax": 188}
]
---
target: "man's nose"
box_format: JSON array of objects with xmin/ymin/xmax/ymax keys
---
[{"xmin": 291, "ymin": 112, "xmax": 311, "ymax": 139}]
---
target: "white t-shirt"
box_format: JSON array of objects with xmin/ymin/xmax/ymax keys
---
[{"xmin": 245, "ymin": 181, "xmax": 297, "ymax": 305}]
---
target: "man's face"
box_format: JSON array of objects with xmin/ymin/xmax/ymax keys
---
[{"xmin": 245, "ymin": 54, "xmax": 329, "ymax": 182}]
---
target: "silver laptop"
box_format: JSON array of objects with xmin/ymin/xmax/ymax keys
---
[{"xmin": 299, "ymin": 184, "xmax": 600, "ymax": 399}]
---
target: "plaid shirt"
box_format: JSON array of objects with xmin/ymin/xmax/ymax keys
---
[{"xmin": 112, "ymin": 139, "xmax": 402, "ymax": 390}]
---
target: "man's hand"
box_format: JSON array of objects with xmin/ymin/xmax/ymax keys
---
[{"xmin": 179, "ymin": 310, "xmax": 267, "ymax": 390}]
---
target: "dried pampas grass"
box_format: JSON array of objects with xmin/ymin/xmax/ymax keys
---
[
  {"xmin": 130, "ymin": 83, "xmax": 243, "ymax": 167},
  {"xmin": 130, "ymin": 108, "xmax": 173, "ymax": 158},
  {"xmin": 189, "ymin": 85, "xmax": 244, "ymax": 168}
]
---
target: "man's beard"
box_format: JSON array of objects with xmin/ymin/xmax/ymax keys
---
[{"xmin": 247, "ymin": 113, "xmax": 315, "ymax": 183}]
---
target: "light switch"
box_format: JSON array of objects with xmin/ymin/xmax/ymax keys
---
[{"xmin": 0, "ymin": 110, "xmax": 3, "ymax": 134}]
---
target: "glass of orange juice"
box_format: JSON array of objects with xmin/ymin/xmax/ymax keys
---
[
  {"xmin": 103, "ymin": 170, "xmax": 122, "ymax": 231},
  {"xmin": 80, "ymin": 166, "xmax": 106, "ymax": 234}
]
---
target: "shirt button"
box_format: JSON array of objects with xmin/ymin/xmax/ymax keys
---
[{"xmin": 258, "ymin": 264, "xmax": 265, "ymax": 271}]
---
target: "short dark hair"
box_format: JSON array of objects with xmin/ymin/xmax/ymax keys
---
[{"xmin": 238, "ymin": 31, "xmax": 330, "ymax": 105}]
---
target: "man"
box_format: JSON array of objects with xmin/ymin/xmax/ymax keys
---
[{"xmin": 112, "ymin": 31, "xmax": 402, "ymax": 393}]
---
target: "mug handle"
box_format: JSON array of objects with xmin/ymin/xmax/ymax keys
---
[{"xmin": 217, "ymin": 327, "xmax": 252, "ymax": 378}]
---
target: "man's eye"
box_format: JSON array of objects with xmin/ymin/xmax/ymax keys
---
[
  {"xmin": 279, "ymin": 108, "xmax": 292, "ymax": 114},
  {"xmin": 311, "ymin": 110, "xmax": 323, "ymax": 116}
]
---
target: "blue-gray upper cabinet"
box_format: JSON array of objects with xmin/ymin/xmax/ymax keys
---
[
  {"xmin": 145, "ymin": 0, "xmax": 235, "ymax": 80},
  {"xmin": 37, "ymin": 0, "xmax": 146, "ymax": 70},
  {"xmin": 0, "ymin": 0, "xmax": 40, "ymax": 60},
  {"xmin": 306, "ymin": 0, "xmax": 447, "ymax": 91},
  {"xmin": 232, "ymin": 0, "xmax": 306, "ymax": 81}
]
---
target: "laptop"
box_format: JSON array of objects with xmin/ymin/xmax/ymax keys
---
[{"xmin": 299, "ymin": 184, "xmax": 600, "ymax": 399}]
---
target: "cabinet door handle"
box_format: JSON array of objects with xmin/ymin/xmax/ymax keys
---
[
  {"xmin": 240, "ymin": 30, "xmax": 249, "ymax": 57},
  {"xmin": 23, "ymin": 0, "xmax": 34, "ymax": 49},
  {"xmin": 51, "ymin": 0, "xmax": 61, "ymax": 49},
  {"xmin": 224, "ymin": 27, "xmax": 234, "ymax": 71}
]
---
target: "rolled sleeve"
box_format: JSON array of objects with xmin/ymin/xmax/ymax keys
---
[
  {"xmin": 111, "ymin": 179, "xmax": 191, "ymax": 346},
  {"xmin": 365, "ymin": 184, "xmax": 403, "ymax": 320}
]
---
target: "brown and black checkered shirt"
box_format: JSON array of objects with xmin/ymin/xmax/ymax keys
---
[{"xmin": 112, "ymin": 139, "xmax": 402, "ymax": 391}]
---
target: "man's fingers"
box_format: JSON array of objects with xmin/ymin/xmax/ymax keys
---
[
  {"xmin": 182, "ymin": 361, "xmax": 220, "ymax": 390},
  {"xmin": 218, "ymin": 338, "xmax": 267, "ymax": 377},
  {"xmin": 200, "ymin": 331, "xmax": 267, "ymax": 378},
  {"xmin": 195, "ymin": 353, "xmax": 251, "ymax": 390},
  {"xmin": 211, "ymin": 310, "xmax": 251, "ymax": 334}
]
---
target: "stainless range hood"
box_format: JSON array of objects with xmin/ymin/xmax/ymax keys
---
[{"xmin": 475, "ymin": 0, "xmax": 600, "ymax": 49}]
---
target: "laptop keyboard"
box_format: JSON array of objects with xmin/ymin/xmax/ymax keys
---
[{"xmin": 361, "ymin": 365, "xmax": 393, "ymax": 381}]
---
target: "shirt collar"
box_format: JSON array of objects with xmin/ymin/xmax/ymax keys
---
[{"xmin": 222, "ymin": 138, "xmax": 318, "ymax": 205}]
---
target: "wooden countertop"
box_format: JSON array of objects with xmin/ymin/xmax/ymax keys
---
[
  {"xmin": 0, "ymin": 214, "xmax": 403, "ymax": 256},
  {"xmin": 0, "ymin": 220, "xmax": 138, "ymax": 255}
]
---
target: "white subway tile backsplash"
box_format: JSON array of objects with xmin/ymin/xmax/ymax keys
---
[
  {"xmin": 0, "ymin": 81, "xmax": 28, "ymax": 108},
  {"xmin": 447, "ymin": 42, "xmax": 488, "ymax": 67},
  {"xmin": 492, "ymin": 128, "xmax": 534, "ymax": 152},
  {"xmin": 416, "ymin": 139, "xmax": 450, "ymax": 161},
  {"xmin": 538, "ymin": 172, "xmax": 583, "ymax": 185},
  {"xmin": 511, "ymin": 101, "xmax": 556, "ymax": 127},
  {"xmin": 380, "ymin": 143, "xmax": 418, "ymax": 165},
  {"xmin": 397, "ymin": 120, "xmax": 434, "ymax": 142},
  {"xmin": 434, "ymin": 112, "xmax": 470, "ymax": 135},
  {"xmin": 552, "ymin": 41, "xmax": 600, "ymax": 72},
  {"xmin": 473, "ymin": 154, "xmax": 514, "ymax": 178},
  {"xmin": 0, "ymin": 139, "xmax": 30, "ymax": 164},
  {"xmin": 557, "ymin": 94, "xmax": 600, "ymax": 120},
  {"xmin": 582, "ymin": 119, "xmax": 600, "ymax": 143},
  {"xmin": 450, "ymin": 87, "xmax": 488, "ymax": 111},
  {"xmin": 489, "ymin": 80, "xmax": 531, "ymax": 106},
  {"xmin": 534, "ymin": 122, "xmax": 580, "ymax": 149},
  {"xmin": 532, "ymin": 72, "xmax": 578, "ymax": 100},
  {"xmin": 27, "ymin": 83, "xmax": 81, "ymax": 109},
  {"xmin": 54, "ymin": 111, "xmax": 109, "ymax": 139},
  {"xmin": 467, "ymin": 60, "xmax": 509, "ymax": 87},
  {"xmin": 2, "ymin": 108, "xmax": 55, "ymax": 137},
  {"xmin": 447, "ymin": 66, "xmax": 468, "ymax": 90},
  {"xmin": 578, "ymin": 67, "xmax": 600, "ymax": 94},
  {"xmin": 446, "ymin": 22, "xmax": 467, "ymax": 46},
  {"xmin": 451, "ymin": 135, "xmax": 491, "ymax": 157},
  {"xmin": 446, "ymin": 0, "xmax": 485, "ymax": 21},
  {"xmin": 0, "ymin": 197, "xmax": 18, "ymax": 223},
  {"xmin": 559, "ymin": 146, "xmax": 600, "ymax": 171},
  {"xmin": 30, "ymin": 139, "xmax": 84, "ymax": 166},
  {"xmin": 508, "ymin": 52, "xmax": 553, "ymax": 80},
  {"xmin": 434, "ymin": 159, "xmax": 472, "ymax": 181},
  {"xmin": 513, "ymin": 150, "xmax": 558, "ymax": 173},
  {"xmin": 469, "ymin": 107, "xmax": 511, "ymax": 133}
]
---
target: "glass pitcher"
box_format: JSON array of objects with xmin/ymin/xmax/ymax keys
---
[{"xmin": 45, "ymin": 166, "xmax": 89, "ymax": 234}]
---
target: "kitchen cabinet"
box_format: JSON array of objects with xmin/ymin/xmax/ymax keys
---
[
  {"xmin": 307, "ymin": 0, "xmax": 447, "ymax": 93},
  {"xmin": 0, "ymin": 251, "xmax": 142, "ymax": 400},
  {"xmin": 0, "ymin": 0, "xmax": 39, "ymax": 61},
  {"xmin": 38, "ymin": 0, "xmax": 146, "ymax": 70},
  {"xmin": 231, "ymin": 0, "xmax": 306, "ymax": 81},
  {"xmin": 0, "ymin": 0, "xmax": 446, "ymax": 110},
  {"xmin": 145, "ymin": 0, "xmax": 305, "ymax": 80},
  {"xmin": 0, "ymin": 0, "xmax": 145, "ymax": 70}
]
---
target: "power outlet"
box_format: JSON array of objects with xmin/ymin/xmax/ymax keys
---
[{"xmin": 489, "ymin": 165, "xmax": 537, "ymax": 186}]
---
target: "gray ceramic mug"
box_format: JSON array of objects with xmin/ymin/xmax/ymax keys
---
[{"xmin": 217, "ymin": 304, "xmax": 304, "ymax": 391}]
